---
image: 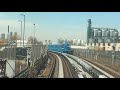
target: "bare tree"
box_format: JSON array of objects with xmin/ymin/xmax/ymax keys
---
[
  {"xmin": 28, "ymin": 36, "xmax": 38, "ymax": 44},
  {"xmin": 58, "ymin": 38, "xmax": 64, "ymax": 44},
  {"xmin": 37, "ymin": 41, "xmax": 43, "ymax": 45},
  {"xmin": 67, "ymin": 40, "xmax": 73, "ymax": 45},
  {"xmin": 48, "ymin": 40, "xmax": 52, "ymax": 44}
]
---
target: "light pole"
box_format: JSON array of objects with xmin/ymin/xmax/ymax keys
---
[
  {"xmin": 112, "ymin": 43, "xmax": 116, "ymax": 65},
  {"xmin": 33, "ymin": 24, "xmax": 35, "ymax": 45},
  {"xmin": 33, "ymin": 24, "xmax": 35, "ymax": 65},
  {"xmin": 7, "ymin": 25, "xmax": 9, "ymax": 59},
  {"xmin": 20, "ymin": 14, "xmax": 25, "ymax": 47},
  {"xmin": 18, "ymin": 20, "xmax": 22, "ymax": 47}
]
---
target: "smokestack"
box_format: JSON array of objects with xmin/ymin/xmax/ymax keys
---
[
  {"xmin": 8, "ymin": 25, "xmax": 9, "ymax": 33},
  {"xmin": 8, "ymin": 25, "xmax": 10, "ymax": 45},
  {"xmin": 87, "ymin": 19, "xmax": 92, "ymax": 45}
]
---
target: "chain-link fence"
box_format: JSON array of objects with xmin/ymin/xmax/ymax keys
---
[{"xmin": 73, "ymin": 49, "xmax": 120, "ymax": 73}]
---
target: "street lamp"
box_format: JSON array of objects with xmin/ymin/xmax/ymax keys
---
[
  {"xmin": 18, "ymin": 20, "xmax": 22, "ymax": 47},
  {"xmin": 33, "ymin": 24, "xmax": 35, "ymax": 45},
  {"xmin": 20, "ymin": 14, "xmax": 25, "ymax": 47},
  {"xmin": 33, "ymin": 24, "xmax": 35, "ymax": 62},
  {"xmin": 112, "ymin": 43, "xmax": 116, "ymax": 65}
]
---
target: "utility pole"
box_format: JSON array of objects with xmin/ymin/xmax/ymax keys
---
[
  {"xmin": 19, "ymin": 20, "xmax": 22, "ymax": 47},
  {"xmin": 33, "ymin": 24, "xmax": 35, "ymax": 64},
  {"xmin": 33, "ymin": 24, "xmax": 35, "ymax": 45},
  {"xmin": 21, "ymin": 14, "xmax": 25, "ymax": 47},
  {"xmin": 7, "ymin": 25, "xmax": 9, "ymax": 59},
  {"xmin": 8, "ymin": 25, "xmax": 9, "ymax": 45}
]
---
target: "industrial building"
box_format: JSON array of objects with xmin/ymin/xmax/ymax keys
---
[
  {"xmin": 87, "ymin": 19, "xmax": 120, "ymax": 51},
  {"xmin": 10, "ymin": 32, "xmax": 13, "ymax": 41},
  {"xmin": 1, "ymin": 33, "xmax": 5, "ymax": 40},
  {"xmin": 14, "ymin": 32, "xmax": 17, "ymax": 40}
]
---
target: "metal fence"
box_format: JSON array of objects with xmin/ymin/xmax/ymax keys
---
[
  {"xmin": 0, "ymin": 44, "xmax": 48, "ymax": 77},
  {"xmin": 0, "ymin": 44, "xmax": 47, "ymax": 60},
  {"xmin": 0, "ymin": 45, "xmax": 16, "ymax": 59},
  {"xmin": 31, "ymin": 44, "xmax": 47, "ymax": 62},
  {"xmin": 73, "ymin": 49, "xmax": 120, "ymax": 73}
]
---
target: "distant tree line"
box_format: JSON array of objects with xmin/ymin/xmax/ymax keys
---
[
  {"xmin": 27, "ymin": 36, "xmax": 43, "ymax": 45},
  {"xmin": 57, "ymin": 38, "xmax": 73, "ymax": 44},
  {"xmin": 57, "ymin": 38, "xmax": 85, "ymax": 46}
]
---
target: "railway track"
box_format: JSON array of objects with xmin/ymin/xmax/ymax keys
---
[
  {"xmin": 38, "ymin": 51, "xmax": 75, "ymax": 78},
  {"xmin": 15, "ymin": 52, "xmax": 59, "ymax": 78},
  {"xmin": 52, "ymin": 53, "xmax": 59, "ymax": 78},
  {"xmin": 15, "ymin": 57, "xmax": 47, "ymax": 78},
  {"xmin": 80, "ymin": 57, "xmax": 116, "ymax": 78},
  {"xmin": 14, "ymin": 51, "xmax": 117, "ymax": 78},
  {"xmin": 38, "ymin": 52, "xmax": 59, "ymax": 78},
  {"xmin": 54, "ymin": 52, "xmax": 74, "ymax": 78},
  {"xmin": 65, "ymin": 53, "xmax": 115, "ymax": 78},
  {"xmin": 63, "ymin": 54, "xmax": 92, "ymax": 78}
]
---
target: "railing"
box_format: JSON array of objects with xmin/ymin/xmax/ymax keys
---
[
  {"xmin": 0, "ymin": 45, "xmax": 16, "ymax": 59},
  {"xmin": 73, "ymin": 49, "xmax": 120, "ymax": 73},
  {"xmin": 0, "ymin": 44, "xmax": 48, "ymax": 78},
  {"xmin": 14, "ymin": 67, "xmax": 29, "ymax": 78}
]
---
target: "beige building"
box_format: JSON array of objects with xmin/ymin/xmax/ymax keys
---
[{"xmin": 88, "ymin": 43, "xmax": 120, "ymax": 51}]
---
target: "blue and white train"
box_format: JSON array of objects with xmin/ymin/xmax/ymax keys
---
[{"xmin": 48, "ymin": 43, "xmax": 72, "ymax": 54}]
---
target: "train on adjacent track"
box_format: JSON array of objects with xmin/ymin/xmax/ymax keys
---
[{"xmin": 48, "ymin": 43, "xmax": 72, "ymax": 54}]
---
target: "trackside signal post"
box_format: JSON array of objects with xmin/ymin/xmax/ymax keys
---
[{"xmin": 27, "ymin": 48, "xmax": 31, "ymax": 67}]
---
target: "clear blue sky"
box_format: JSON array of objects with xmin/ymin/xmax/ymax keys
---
[{"xmin": 0, "ymin": 12, "xmax": 120, "ymax": 42}]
